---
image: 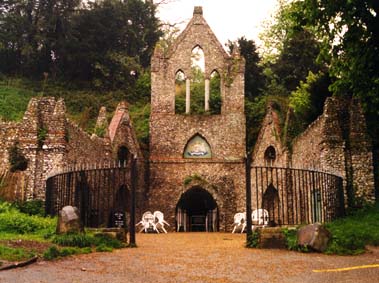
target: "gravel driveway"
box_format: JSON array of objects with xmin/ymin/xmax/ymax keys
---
[{"xmin": 1, "ymin": 233, "xmax": 378, "ymax": 283}]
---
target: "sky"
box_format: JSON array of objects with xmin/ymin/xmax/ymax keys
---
[{"xmin": 156, "ymin": 0, "xmax": 279, "ymax": 47}]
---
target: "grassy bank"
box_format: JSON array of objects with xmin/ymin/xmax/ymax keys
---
[
  {"xmin": 0, "ymin": 200, "xmax": 125, "ymax": 264},
  {"xmin": 283, "ymin": 203, "xmax": 379, "ymax": 255}
]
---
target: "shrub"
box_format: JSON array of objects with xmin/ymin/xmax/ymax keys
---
[
  {"xmin": 13, "ymin": 200, "xmax": 45, "ymax": 216},
  {"xmin": 43, "ymin": 245, "xmax": 92, "ymax": 260},
  {"xmin": 93, "ymin": 233, "xmax": 124, "ymax": 249},
  {"xmin": 96, "ymin": 244, "xmax": 113, "ymax": 252},
  {"xmin": 53, "ymin": 233, "xmax": 93, "ymax": 248},
  {"xmin": 246, "ymin": 230, "xmax": 260, "ymax": 248},
  {"xmin": 0, "ymin": 209, "xmax": 55, "ymax": 235},
  {"xmin": 324, "ymin": 203, "xmax": 379, "ymax": 255},
  {"xmin": 282, "ymin": 228, "xmax": 309, "ymax": 252}
]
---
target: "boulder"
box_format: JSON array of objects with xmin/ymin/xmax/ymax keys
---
[
  {"xmin": 56, "ymin": 206, "xmax": 83, "ymax": 234},
  {"xmin": 297, "ymin": 223, "xmax": 331, "ymax": 252}
]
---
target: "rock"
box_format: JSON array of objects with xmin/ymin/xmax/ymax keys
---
[
  {"xmin": 56, "ymin": 206, "xmax": 82, "ymax": 234},
  {"xmin": 297, "ymin": 223, "xmax": 331, "ymax": 252},
  {"xmin": 259, "ymin": 227, "xmax": 286, "ymax": 249}
]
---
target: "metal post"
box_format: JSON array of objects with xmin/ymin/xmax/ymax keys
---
[
  {"xmin": 129, "ymin": 156, "xmax": 137, "ymax": 247},
  {"xmin": 245, "ymin": 155, "xmax": 252, "ymax": 241}
]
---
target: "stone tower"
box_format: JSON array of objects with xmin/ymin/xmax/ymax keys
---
[{"xmin": 149, "ymin": 7, "xmax": 246, "ymax": 232}]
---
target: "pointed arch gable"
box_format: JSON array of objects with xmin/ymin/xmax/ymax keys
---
[{"xmin": 183, "ymin": 134, "xmax": 212, "ymax": 158}]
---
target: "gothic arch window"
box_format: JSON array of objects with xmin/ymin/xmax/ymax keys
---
[
  {"xmin": 175, "ymin": 70, "xmax": 186, "ymax": 114},
  {"xmin": 183, "ymin": 134, "xmax": 212, "ymax": 158},
  {"xmin": 264, "ymin": 146, "xmax": 276, "ymax": 166},
  {"xmin": 190, "ymin": 46, "xmax": 205, "ymax": 114},
  {"xmin": 209, "ymin": 70, "xmax": 221, "ymax": 114}
]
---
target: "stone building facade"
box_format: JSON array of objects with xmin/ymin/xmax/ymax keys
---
[
  {"xmin": 149, "ymin": 7, "xmax": 246, "ymax": 232},
  {"xmin": 252, "ymin": 96, "xmax": 376, "ymax": 217},
  {"xmin": 0, "ymin": 6, "xmax": 376, "ymax": 231},
  {"xmin": 0, "ymin": 97, "xmax": 145, "ymax": 202}
]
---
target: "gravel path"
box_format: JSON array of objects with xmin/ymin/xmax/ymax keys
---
[{"xmin": 1, "ymin": 233, "xmax": 378, "ymax": 283}]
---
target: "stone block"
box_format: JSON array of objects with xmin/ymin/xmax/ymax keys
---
[
  {"xmin": 56, "ymin": 205, "xmax": 83, "ymax": 234},
  {"xmin": 258, "ymin": 227, "xmax": 286, "ymax": 249},
  {"xmin": 297, "ymin": 223, "xmax": 331, "ymax": 252}
]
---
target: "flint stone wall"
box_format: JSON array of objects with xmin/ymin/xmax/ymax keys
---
[
  {"xmin": 149, "ymin": 7, "xmax": 246, "ymax": 231},
  {"xmin": 0, "ymin": 97, "xmax": 145, "ymax": 202}
]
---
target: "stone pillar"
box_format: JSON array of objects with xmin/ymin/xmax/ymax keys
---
[
  {"xmin": 205, "ymin": 78, "xmax": 210, "ymax": 111},
  {"xmin": 186, "ymin": 78, "xmax": 190, "ymax": 114}
]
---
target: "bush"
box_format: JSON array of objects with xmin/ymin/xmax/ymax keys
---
[
  {"xmin": 0, "ymin": 209, "xmax": 55, "ymax": 235},
  {"xmin": 43, "ymin": 245, "xmax": 91, "ymax": 260},
  {"xmin": 53, "ymin": 233, "xmax": 93, "ymax": 248},
  {"xmin": 13, "ymin": 200, "xmax": 45, "ymax": 216},
  {"xmin": 324, "ymin": 203, "xmax": 379, "ymax": 255},
  {"xmin": 246, "ymin": 230, "xmax": 260, "ymax": 248},
  {"xmin": 282, "ymin": 228, "xmax": 309, "ymax": 252}
]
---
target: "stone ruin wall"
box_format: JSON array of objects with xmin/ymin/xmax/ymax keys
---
[
  {"xmin": 65, "ymin": 121, "xmax": 113, "ymax": 166},
  {"xmin": 291, "ymin": 97, "xmax": 375, "ymax": 204},
  {"xmin": 347, "ymin": 98, "xmax": 375, "ymax": 202},
  {"xmin": 0, "ymin": 97, "xmax": 145, "ymax": 202}
]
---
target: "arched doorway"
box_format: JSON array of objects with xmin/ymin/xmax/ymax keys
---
[
  {"xmin": 176, "ymin": 187, "xmax": 218, "ymax": 232},
  {"xmin": 262, "ymin": 184, "xmax": 280, "ymax": 226}
]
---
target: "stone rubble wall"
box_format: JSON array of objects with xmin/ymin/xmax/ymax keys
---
[
  {"xmin": 0, "ymin": 97, "xmax": 145, "ymax": 202},
  {"xmin": 290, "ymin": 97, "xmax": 375, "ymax": 204}
]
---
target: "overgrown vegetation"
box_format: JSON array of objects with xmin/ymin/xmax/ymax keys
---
[
  {"xmin": 246, "ymin": 229, "xmax": 260, "ymax": 248},
  {"xmin": 0, "ymin": 200, "xmax": 125, "ymax": 263},
  {"xmin": 282, "ymin": 203, "xmax": 379, "ymax": 255}
]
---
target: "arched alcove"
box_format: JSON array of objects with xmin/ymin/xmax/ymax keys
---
[
  {"xmin": 262, "ymin": 183, "xmax": 280, "ymax": 226},
  {"xmin": 264, "ymin": 146, "xmax": 276, "ymax": 166},
  {"xmin": 117, "ymin": 146, "xmax": 130, "ymax": 165},
  {"xmin": 175, "ymin": 70, "xmax": 186, "ymax": 114},
  {"xmin": 209, "ymin": 70, "xmax": 221, "ymax": 114},
  {"xmin": 183, "ymin": 134, "xmax": 212, "ymax": 158}
]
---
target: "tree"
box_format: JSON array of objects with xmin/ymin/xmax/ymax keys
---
[
  {"xmin": 270, "ymin": 29, "xmax": 323, "ymax": 93},
  {"xmin": 63, "ymin": 0, "xmax": 162, "ymax": 89},
  {"xmin": 0, "ymin": 0, "xmax": 81, "ymax": 76},
  {"xmin": 302, "ymin": 0, "xmax": 379, "ymax": 197}
]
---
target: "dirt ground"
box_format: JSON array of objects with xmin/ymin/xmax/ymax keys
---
[{"xmin": 0, "ymin": 233, "xmax": 378, "ymax": 283}]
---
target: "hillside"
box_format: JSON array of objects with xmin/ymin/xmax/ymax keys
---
[{"xmin": 0, "ymin": 78, "xmax": 150, "ymax": 148}]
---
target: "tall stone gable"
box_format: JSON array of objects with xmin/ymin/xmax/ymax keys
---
[{"xmin": 149, "ymin": 7, "xmax": 246, "ymax": 231}]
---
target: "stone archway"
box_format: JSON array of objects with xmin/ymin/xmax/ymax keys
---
[{"xmin": 176, "ymin": 186, "xmax": 218, "ymax": 232}]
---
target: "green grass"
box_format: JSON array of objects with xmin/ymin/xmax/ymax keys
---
[
  {"xmin": 324, "ymin": 203, "xmax": 379, "ymax": 255},
  {"xmin": 282, "ymin": 203, "xmax": 379, "ymax": 255},
  {"xmin": 0, "ymin": 85, "xmax": 36, "ymax": 122},
  {"xmin": 43, "ymin": 245, "xmax": 92, "ymax": 260},
  {"xmin": 0, "ymin": 200, "xmax": 125, "ymax": 262},
  {"xmin": 0, "ymin": 245, "xmax": 36, "ymax": 261},
  {"xmin": 0, "ymin": 77, "xmax": 150, "ymax": 148}
]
